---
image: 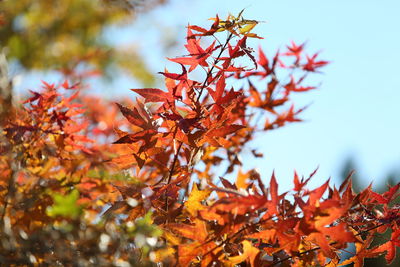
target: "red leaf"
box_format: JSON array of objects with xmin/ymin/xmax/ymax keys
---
[
  {"xmin": 116, "ymin": 103, "xmax": 152, "ymax": 130},
  {"xmin": 284, "ymin": 76, "xmax": 316, "ymax": 92},
  {"xmin": 113, "ymin": 130, "xmax": 156, "ymax": 144},
  {"xmin": 269, "ymin": 171, "xmax": 279, "ymax": 215},
  {"xmin": 258, "ymin": 47, "xmax": 270, "ymax": 74},
  {"xmin": 370, "ymin": 183, "xmax": 400, "ymax": 204},
  {"xmin": 303, "ymin": 52, "xmax": 329, "ymax": 72},
  {"xmin": 61, "ymin": 80, "xmax": 80, "ymax": 90},
  {"xmin": 309, "ymin": 179, "xmax": 330, "ymax": 205},
  {"xmin": 131, "ymin": 88, "xmax": 173, "ymax": 103},
  {"xmin": 207, "ymin": 124, "xmax": 245, "ymax": 138},
  {"xmin": 208, "ymin": 75, "xmax": 225, "ymax": 102},
  {"xmin": 371, "ymin": 228, "xmax": 400, "ymax": 264},
  {"xmin": 294, "ymin": 167, "xmax": 318, "ymax": 192},
  {"xmin": 187, "ymin": 15, "xmax": 220, "ymax": 36},
  {"xmin": 23, "ymin": 90, "xmax": 42, "ymax": 104},
  {"xmin": 159, "ymin": 64, "xmax": 187, "ymax": 80},
  {"xmin": 187, "ymin": 25, "xmax": 208, "ymax": 34},
  {"xmin": 283, "ymin": 41, "xmax": 305, "ymax": 64},
  {"xmin": 219, "ymin": 176, "xmax": 237, "ymax": 190}
]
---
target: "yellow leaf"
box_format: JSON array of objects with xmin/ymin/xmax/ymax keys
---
[
  {"xmin": 153, "ymin": 247, "xmax": 175, "ymax": 263},
  {"xmin": 239, "ymin": 22, "xmax": 257, "ymax": 34},
  {"xmin": 229, "ymin": 240, "xmax": 260, "ymax": 266},
  {"xmin": 235, "ymin": 168, "xmax": 249, "ymax": 189},
  {"xmin": 185, "ymin": 183, "xmax": 210, "ymax": 217},
  {"xmin": 163, "ymin": 230, "xmax": 181, "ymax": 246}
]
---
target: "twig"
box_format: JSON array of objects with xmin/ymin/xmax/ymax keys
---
[
  {"xmin": 167, "ymin": 141, "xmax": 183, "ymax": 184},
  {"xmin": 195, "ymin": 32, "xmax": 234, "ymax": 106}
]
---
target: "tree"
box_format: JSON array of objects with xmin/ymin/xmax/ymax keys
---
[
  {"xmin": 0, "ymin": 0, "xmax": 168, "ymax": 86},
  {"xmin": 0, "ymin": 11, "xmax": 399, "ymax": 266}
]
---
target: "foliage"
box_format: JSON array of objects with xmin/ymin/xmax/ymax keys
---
[
  {"xmin": 1, "ymin": 11, "xmax": 399, "ymax": 266},
  {"xmin": 338, "ymin": 159, "xmax": 400, "ymax": 266},
  {"xmin": 0, "ymin": 0, "xmax": 167, "ymax": 85}
]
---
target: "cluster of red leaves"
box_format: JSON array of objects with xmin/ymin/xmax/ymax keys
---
[
  {"xmin": 0, "ymin": 80, "xmax": 118, "ymax": 224},
  {"xmin": 0, "ymin": 12, "xmax": 399, "ymax": 266},
  {"xmin": 0, "ymin": 79, "xmax": 142, "ymax": 265}
]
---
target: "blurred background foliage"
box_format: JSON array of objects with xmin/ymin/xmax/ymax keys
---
[{"xmin": 0, "ymin": 0, "xmax": 169, "ymax": 86}]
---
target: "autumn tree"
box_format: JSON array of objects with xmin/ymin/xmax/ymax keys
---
[{"xmin": 0, "ymin": 10, "xmax": 399, "ymax": 266}]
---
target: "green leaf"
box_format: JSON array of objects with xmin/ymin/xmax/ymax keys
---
[{"xmin": 46, "ymin": 189, "xmax": 82, "ymax": 219}]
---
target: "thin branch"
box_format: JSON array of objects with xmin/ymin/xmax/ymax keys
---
[
  {"xmin": 167, "ymin": 141, "xmax": 183, "ymax": 184},
  {"xmin": 195, "ymin": 32, "xmax": 234, "ymax": 106}
]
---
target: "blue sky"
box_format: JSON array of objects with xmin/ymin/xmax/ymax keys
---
[{"xmin": 15, "ymin": 0, "xmax": 400, "ymax": 192}]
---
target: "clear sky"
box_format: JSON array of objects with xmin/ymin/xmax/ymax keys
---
[{"xmin": 15, "ymin": 0, "xmax": 400, "ymax": 192}]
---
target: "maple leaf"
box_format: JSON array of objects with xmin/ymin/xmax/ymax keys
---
[
  {"xmin": 40, "ymin": 80, "xmax": 56, "ymax": 90},
  {"xmin": 199, "ymin": 124, "xmax": 246, "ymax": 147},
  {"xmin": 284, "ymin": 76, "xmax": 316, "ymax": 92},
  {"xmin": 266, "ymin": 105, "xmax": 306, "ymax": 130},
  {"xmin": 246, "ymin": 229, "xmax": 276, "ymax": 243},
  {"xmin": 236, "ymin": 168, "xmax": 250, "ymax": 190},
  {"xmin": 61, "ymin": 80, "xmax": 80, "ymax": 90},
  {"xmin": 370, "ymin": 228, "xmax": 400, "ymax": 264},
  {"xmin": 205, "ymin": 194, "xmax": 267, "ymax": 220},
  {"xmin": 258, "ymin": 46, "xmax": 272, "ymax": 75},
  {"xmin": 339, "ymin": 235, "xmax": 382, "ymax": 267},
  {"xmin": 308, "ymin": 179, "xmax": 330, "ymax": 206},
  {"xmin": 168, "ymin": 29, "xmax": 217, "ymax": 72},
  {"xmin": 229, "ymin": 240, "xmax": 260, "ymax": 266},
  {"xmin": 184, "ymin": 183, "xmax": 211, "ymax": 217},
  {"xmin": 167, "ymin": 219, "xmax": 215, "ymax": 266},
  {"xmin": 187, "ymin": 25, "xmax": 209, "ymax": 34},
  {"xmin": 303, "ymin": 52, "xmax": 329, "ymax": 72},
  {"xmin": 131, "ymin": 88, "xmax": 174, "ymax": 104},
  {"xmin": 219, "ymin": 176, "xmax": 237, "ymax": 190},
  {"xmin": 208, "ymin": 75, "xmax": 226, "ymax": 103},
  {"xmin": 159, "ymin": 64, "xmax": 187, "ymax": 80},
  {"xmin": 283, "ymin": 41, "xmax": 305, "ymax": 64},
  {"xmin": 293, "ymin": 167, "xmax": 318, "ymax": 193},
  {"xmin": 239, "ymin": 21, "xmax": 257, "ymax": 34},
  {"xmin": 206, "ymin": 124, "xmax": 246, "ymax": 138},
  {"xmin": 113, "ymin": 129, "xmax": 157, "ymax": 145},
  {"xmin": 167, "ymin": 219, "xmax": 208, "ymax": 242},
  {"xmin": 116, "ymin": 103, "xmax": 154, "ymax": 130},
  {"xmin": 188, "ymin": 15, "xmax": 220, "ymax": 36},
  {"xmin": 23, "ymin": 90, "xmax": 42, "ymax": 104},
  {"xmin": 228, "ymin": 37, "xmax": 248, "ymax": 59},
  {"xmin": 207, "ymin": 76, "xmax": 242, "ymax": 112},
  {"xmin": 267, "ymin": 171, "xmax": 279, "ymax": 216},
  {"xmin": 314, "ymin": 200, "xmax": 351, "ymax": 228},
  {"xmin": 370, "ymin": 183, "xmax": 399, "ymax": 205}
]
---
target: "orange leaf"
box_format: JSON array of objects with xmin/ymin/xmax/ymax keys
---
[
  {"xmin": 229, "ymin": 240, "xmax": 260, "ymax": 266},
  {"xmin": 207, "ymin": 124, "xmax": 245, "ymax": 138},
  {"xmin": 370, "ymin": 228, "xmax": 400, "ymax": 264},
  {"xmin": 131, "ymin": 88, "xmax": 174, "ymax": 103},
  {"xmin": 184, "ymin": 183, "xmax": 211, "ymax": 217}
]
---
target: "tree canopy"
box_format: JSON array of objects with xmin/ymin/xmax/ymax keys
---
[{"xmin": 0, "ymin": 8, "xmax": 399, "ymax": 267}]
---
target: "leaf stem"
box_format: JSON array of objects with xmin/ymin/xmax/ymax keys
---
[
  {"xmin": 167, "ymin": 141, "xmax": 183, "ymax": 184},
  {"xmin": 195, "ymin": 32, "xmax": 234, "ymax": 106}
]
